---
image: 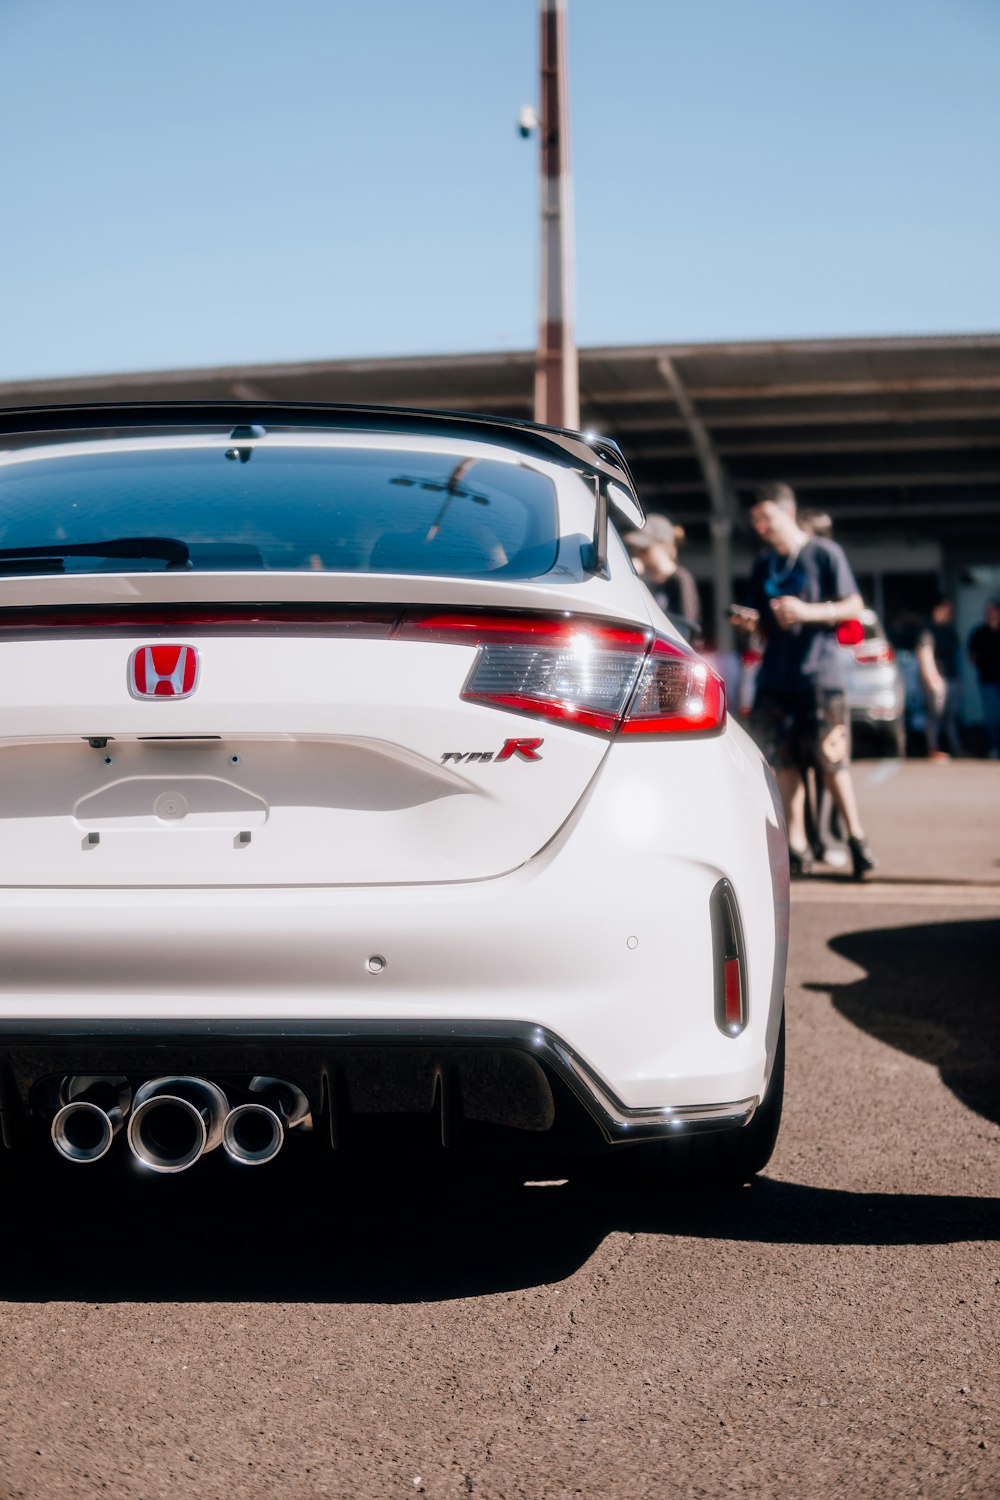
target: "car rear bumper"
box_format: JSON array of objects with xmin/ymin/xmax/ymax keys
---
[
  {"xmin": 0, "ymin": 1017, "xmax": 757, "ymax": 1152},
  {"xmin": 0, "ymin": 724, "xmax": 786, "ymax": 1147}
]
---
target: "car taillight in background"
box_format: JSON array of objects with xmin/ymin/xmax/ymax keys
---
[
  {"xmin": 399, "ymin": 612, "xmax": 726, "ymax": 737},
  {"xmin": 836, "ymin": 620, "xmax": 865, "ymax": 647},
  {"xmin": 836, "ymin": 619, "xmax": 895, "ymax": 666},
  {"xmin": 851, "ymin": 643, "xmax": 896, "ymax": 665}
]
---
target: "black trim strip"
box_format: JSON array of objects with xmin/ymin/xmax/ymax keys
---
[{"xmin": 0, "ymin": 1019, "xmax": 755, "ymax": 1144}]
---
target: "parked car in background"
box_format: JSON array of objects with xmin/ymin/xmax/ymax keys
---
[
  {"xmin": 840, "ymin": 609, "xmax": 906, "ymax": 756},
  {"xmin": 736, "ymin": 607, "xmax": 905, "ymax": 756}
]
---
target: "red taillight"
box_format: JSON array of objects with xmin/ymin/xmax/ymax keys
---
[
  {"xmin": 620, "ymin": 639, "xmax": 726, "ymax": 736},
  {"xmin": 398, "ymin": 613, "xmax": 645, "ymax": 649},
  {"xmin": 402, "ymin": 612, "xmax": 648, "ymax": 732},
  {"xmin": 853, "ymin": 644, "xmax": 895, "ymax": 665},
  {"xmin": 400, "ymin": 611, "xmax": 726, "ymax": 737}
]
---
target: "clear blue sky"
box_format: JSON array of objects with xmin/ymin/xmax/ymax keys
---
[{"xmin": 2, "ymin": 0, "xmax": 998, "ymax": 381}]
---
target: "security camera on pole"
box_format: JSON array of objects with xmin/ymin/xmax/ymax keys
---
[{"xmin": 519, "ymin": 0, "xmax": 579, "ymax": 431}]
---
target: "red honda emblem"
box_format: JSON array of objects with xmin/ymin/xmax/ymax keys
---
[{"xmin": 128, "ymin": 644, "xmax": 200, "ymax": 699}]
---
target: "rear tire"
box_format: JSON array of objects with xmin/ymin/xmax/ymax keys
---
[{"xmin": 662, "ymin": 1008, "xmax": 785, "ymax": 1189}]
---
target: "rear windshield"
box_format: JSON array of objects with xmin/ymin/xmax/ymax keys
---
[{"xmin": 0, "ymin": 443, "xmax": 560, "ymax": 578}]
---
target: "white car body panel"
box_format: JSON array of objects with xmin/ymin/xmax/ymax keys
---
[
  {"xmin": 0, "ymin": 637, "xmax": 615, "ymax": 885},
  {"xmin": 0, "ymin": 411, "xmax": 787, "ymax": 1169},
  {"xmin": 0, "ymin": 723, "xmax": 785, "ymax": 1110}
]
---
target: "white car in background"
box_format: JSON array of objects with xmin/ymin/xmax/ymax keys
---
[
  {"xmin": 841, "ymin": 610, "xmax": 907, "ymax": 756},
  {"xmin": 738, "ymin": 608, "xmax": 906, "ymax": 757},
  {"xmin": 0, "ymin": 404, "xmax": 787, "ymax": 1188}
]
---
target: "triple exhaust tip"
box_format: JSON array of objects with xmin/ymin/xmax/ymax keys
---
[
  {"xmin": 51, "ymin": 1074, "xmax": 307, "ymax": 1172},
  {"xmin": 50, "ymin": 1074, "xmax": 130, "ymax": 1165},
  {"xmin": 51, "ymin": 1099, "xmax": 119, "ymax": 1164},
  {"xmin": 223, "ymin": 1102, "xmax": 285, "ymax": 1166},
  {"xmin": 128, "ymin": 1076, "xmax": 228, "ymax": 1174}
]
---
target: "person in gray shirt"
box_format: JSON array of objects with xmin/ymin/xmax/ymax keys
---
[{"xmin": 733, "ymin": 482, "xmax": 877, "ymax": 879}]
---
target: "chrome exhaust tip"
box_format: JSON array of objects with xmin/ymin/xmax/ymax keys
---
[
  {"xmin": 51, "ymin": 1100, "xmax": 117, "ymax": 1163},
  {"xmin": 223, "ymin": 1103, "xmax": 285, "ymax": 1166},
  {"xmin": 51, "ymin": 1075, "xmax": 131, "ymax": 1164},
  {"xmin": 127, "ymin": 1076, "xmax": 228, "ymax": 1174},
  {"xmin": 127, "ymin": 1095, "xmax": 208, "ymax": 1174}
]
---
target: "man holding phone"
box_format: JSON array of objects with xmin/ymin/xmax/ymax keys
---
[{"xmin": 732, "ymin": 482, "xmax": 877, "ymax": 879}]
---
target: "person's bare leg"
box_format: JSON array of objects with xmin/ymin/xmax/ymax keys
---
[
  {"xmin": 777, "ymin": 766, "xmax": 807, "ymax": 851},
  {"xmin": 824, "ymin": 767, "xmax": 865, "ymax": 841},
  {"xmin": 824, "ymin": 764, "xmax": 876, "ymax": 876},
  {"xmin": 803, "ymin": 765, "xmax": 826, "ymax": 857}
]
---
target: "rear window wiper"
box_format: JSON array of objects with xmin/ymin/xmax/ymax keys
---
[{"xmin": 0, "ymin": 537, "xmax": 191, "ymax": 574}]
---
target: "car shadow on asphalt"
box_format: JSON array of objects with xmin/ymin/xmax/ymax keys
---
[
  {"xmin": 0, "ymin": 1156, "xmax": 997, "ymax": 1304},
  {"xmin": 806, "ymin": 915, "xmax": 1000, "ymax": 1128}
]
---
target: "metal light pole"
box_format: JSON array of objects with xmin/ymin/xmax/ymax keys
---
[{"xmin": 526, "ymin": 0, "xmax": 579, "ymax": 431}]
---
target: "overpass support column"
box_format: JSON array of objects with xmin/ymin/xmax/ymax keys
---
[
  {"xmin": 534, "ymin": 0, "xmax": 579, "ymax": 429},
  {"xmin": 658, "ymin": 356, "xmax": 737, "ymax": 653}
]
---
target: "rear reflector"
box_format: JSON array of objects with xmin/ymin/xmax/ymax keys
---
[
  {"xmin": 710, "ymin": 879, "xmax": 748, "ymax": 1037},
  {"xmin": 724, "ymin": 959, "xmax": 743, "ymax": 1029},
  {"xmin": 401, "ymin": 611, "xmax": 726, "ymax": 737}
]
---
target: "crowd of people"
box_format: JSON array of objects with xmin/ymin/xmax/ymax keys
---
[{"xmin": 623, "ymin": 481, "xmax": 1000, "ymax": 879}]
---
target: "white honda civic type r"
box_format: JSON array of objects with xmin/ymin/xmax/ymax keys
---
[{"xmin": 0, "ymin": 403, "xmax": 787, "ymax": 1185}]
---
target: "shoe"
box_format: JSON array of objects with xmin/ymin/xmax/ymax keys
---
[
  {"xmin": 847, "ymin": 835, "xmax": 877, "ymax": 880},
  {"xmin": 788, "ymin": 847, "xmax": 814, "ymax": 878},
  {"xmin": 930, "ymin": 751, "xmax": 951, "ymax": 762}
]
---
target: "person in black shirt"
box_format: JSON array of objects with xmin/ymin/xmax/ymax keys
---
[
  {"xmin": 967, "ymin": 599, "xmax": 1000, "ymax": 758},
  {"xmin": 732, "ymin": 482, "xmax": 876, "ymax": 879},
  {"xmin": 623, "ymin": 515, "xmax": 701, "ymax": 639},
  {"xmin": 917, "ymin": 596, "xmax": 964, "ymax": 760}
]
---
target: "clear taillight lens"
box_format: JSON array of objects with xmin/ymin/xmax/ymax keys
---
[
  {"xmin": 400, "ymin": 612, "xmax": 726, "ymax": 737},
  {"xmin": 464, "ymin": 632, "xmax": 650, "ymax": 732}
]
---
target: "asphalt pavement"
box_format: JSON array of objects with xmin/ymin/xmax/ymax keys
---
[{"xmin": 0, "ymin": 761, "xmax": 996, "ymax": 1500}]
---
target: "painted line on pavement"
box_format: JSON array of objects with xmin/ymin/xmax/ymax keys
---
[{"xmin": 791, "ymin": 880, "xmax": 1000, "ymax": 907}]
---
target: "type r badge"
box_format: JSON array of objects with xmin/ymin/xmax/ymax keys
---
[{"xmin": 441, "ymin": 738, "xmax": 544, "ymax": 764}]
